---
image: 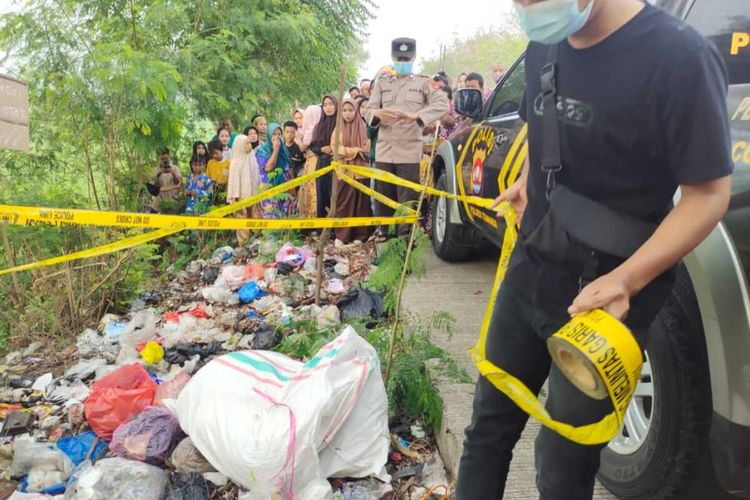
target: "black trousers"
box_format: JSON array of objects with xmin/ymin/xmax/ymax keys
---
[
  {"xmin": 455, "ymin": 280, "xmax": 633, "ymax": 500},
  {"xmin": 316, "ymin": 155, "xmax": 333, "ymax": 217},
  {"xmin": 374, "ymin": 162, "xmax": 420, "ymax": 237}
]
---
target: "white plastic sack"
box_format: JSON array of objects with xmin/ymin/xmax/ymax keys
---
[
  {"xmin": 115, "ymin": 309, "xmax": 158, "ymax": 364},
  {"xmin": 175, "ymin": 327, "xmax": 390, "ymax": 500}
]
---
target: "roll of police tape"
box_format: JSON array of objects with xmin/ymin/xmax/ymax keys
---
[{"xmin": 469, "ymin": 206, "xmax": 643, "ymax": 445}]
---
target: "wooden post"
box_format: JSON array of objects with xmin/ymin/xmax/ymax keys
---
[{"xmin": 314, "ymin": 64, "xmax": 347, "ymax": 305}]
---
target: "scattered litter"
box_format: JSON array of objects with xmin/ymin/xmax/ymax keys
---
[
  {"xmin": 154, "ymin": 370, "xmax": 191, "ymax": 407},
  {"xmin": 11, "ymin": 440, "xmax": 73, "ymax": 483},
  {"xmin": 327, "ymin": 278, "xmax": 346, "ymax": 294},
  {"xmin": 275, "ymin": 242, "xmax": 313, "ymax": 266},
  {"xmin": 236, "ymin": 282, "xmax": 265, "ymax": 304},
  {"xmin": 338, "ymin": 287, "xmax": 385, "ymax": 322},
  {"xmin": 250, "ymin": 325, "xmax": 281, "ymax": 350},
  {"xmin": 140, "ymin": 341, "xmax": 165, "ymax": 366},
  {"xmin": 1, "ymin": 412, "xmax": 34, "ymax": 437},
  {"xmin": 57, "ymin": 432, "xmax": 108, "ymax": 466},
  {"xmin": 411, "ymin": 423, "xmax": 426, "ymax": 439},
  {"xmin": 164, "ymin": 472, "xmax": 214, "ymax": 500}
]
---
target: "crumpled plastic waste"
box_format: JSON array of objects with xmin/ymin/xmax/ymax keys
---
[
  {"xmin": 164, "ymin": 343, "xmax": 222, "ymax": 365},
  {"xmin": 115, "ymin": 309, "xmax": 158, "ymax": 364},
  {"xmin": 201, "ymin": 266, "xmax": 220, "ymax": 285},
  {"xmin": 65, "ymin": 358, "xmax": 108, "ymax": 380},
  {"xmin": 295, "ymin": 305, "xmax": 341, "ymax": 329},
  {"xmin": 200, "ymin": 286, "xmax": 239, "ymax": 306},
  {"xmin": 64, "ymin": 457, "xmax": 168, "ymax": 500},
  {"xmin": 327, "ymin": 279, "xmax": 346, "ymax": 295},
  {"xmin": 76, "ymin": 329, "xmax": 119, "ymax": 361},
  {"xmin": 57, "ymin": 432, "xmax": 108, "ymax": 466},
  {"xmin": 338, "ymin": 287, "xmax": 385, "ymax": 322},
  {"xmin": 110, "ymin": 406, "xmax": 181, "ymax": 464},
  {"xmin": 251, "ymin": 325, "xmax": 281, "ymax": 350},
  {"xmin": 170, "ymin": 437, "xmax": 216, "ymax": 474},
  {"xmin": 11, "ymin": 440, "xmax": 73, "ymax": 492},
  {"xmin": 46, "ymin": 379, "xmax": 91, "ymax": 406},
  {"xmin": 236, "ymin": 282, "xmax": 265, "ymax": 304},
  {"xmin": 212, "ymin": 246, "xmax": 234, "ymax": 263},
  {"xmin": 164, "ymin": 472, "xmax": 214, "ymax": 500},
  {"xmin": 275, "ymin": 242, "xmax": 313, "ymax": 267},
  {"xmin": 84, "ymin": 364, "xmax": 157, "ymax": 439},
  {"xmin": 140, "ymin": 341, "xmax": 165, "ymax": 366}
]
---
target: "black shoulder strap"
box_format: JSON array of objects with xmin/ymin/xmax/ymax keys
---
[{"xmin": 540, "ymin": 43, "xmax": 561, "ymax": 199}]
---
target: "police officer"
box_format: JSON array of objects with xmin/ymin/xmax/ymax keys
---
[
  {"xmin": 366, "ymin": 37, "xmax": 449, "ymax": 236},
  {"xmin": 456, "ymin": 0, "xmax": 733, "ymax": 499}
]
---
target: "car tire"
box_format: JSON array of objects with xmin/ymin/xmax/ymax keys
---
[
  {"xmin": 431, "ymin": 173, "xmax": 474, "ymax": 262},
  {"xmin": 598, "ymin": 266, "xmax": 725, "ymax": 499}
]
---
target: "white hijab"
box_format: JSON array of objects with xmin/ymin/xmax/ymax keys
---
[{"xmin": 227, "ymin": 135, "xmax": 260, "ymax": 201}]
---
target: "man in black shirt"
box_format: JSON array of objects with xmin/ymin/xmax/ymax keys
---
[
  {"xmin": 456, "ymin": 1, "xmax": 733, "ymax": 499},
  {"xmin": 283, "ymin": 121, "xmax": 305, "ymax": 178}
]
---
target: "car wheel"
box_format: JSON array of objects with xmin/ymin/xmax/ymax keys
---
[
  {"xmin": 598, "ymin": 266, "xmax": 725, "ymax": 499},
  {"xmin": 431, "ymin": 173, "xmax": 474, "ymax": 262}
]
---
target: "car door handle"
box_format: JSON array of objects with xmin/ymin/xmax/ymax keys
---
[{"xmin": 495, "ymin": 132, "xmax": 509, "ymax": 147}]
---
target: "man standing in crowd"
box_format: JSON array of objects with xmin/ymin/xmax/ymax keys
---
[
  {"xmin": 465, "ymin": 72, "xmax": 491, "ymax": 100},
  {"xmin": 149, "ymin": 147, "xmax": 183, "ymax": 214},
  {"xmin": 366, "ymin": 37, "xmax": 448, "ymax": 237},
  {"xmin": 456, "ymin": 0, "xmax": 732, "ymax": 499},
  {"xmin": 491, "ymin": 63, "xmax": 506, "ymax": 85},
  {"xmin": 359, "ymin": 78, "xmax": 371, "ymax": 97},
  {"xmin": 283, "ymin": 121, "xmax": 305, "ymax": 178},
  {"xmin": 349, "ymin": 86, "xmax": 361, "ymax": 99}
]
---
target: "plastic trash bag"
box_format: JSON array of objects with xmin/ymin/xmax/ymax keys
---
[
  {"xmin": 76, "ymin": 328, "xmax": 120, "ymax": 361},
  {"xmin": 110, "ymin": 406, "xmax": 181, "ymax": 464},
  {"xmin": 84, "ymin": 364, "xmax": 157, "ymax": 439},
  {"xmin": 57, "ymin": 432, "xmax": 108, "ymax": 466},
  {"xmin": 338, "ymin": 287, "xmax": 385, "ymax": 322},
  {"xmin": 175, "ymin": 327, "xmax": 390, "ymax": 499},
  {"xmin": 10, "ymin": 440, "xmax": 73, "ymax": 479},
  {"xmin": 140, "ymin": 341, "xmax": 164, "ymax": 366},
  {"xmin": 250, "ymin": 325, "xmax": 281, "ymax": 350},
  {"xmin": 236, "ymin": 282, "xmax": 265, "ymax": 304},
  {"xmin": 64, "ymin": 457, "xmax": 168, "ymax": 500},
  {"xmin": 201, "ymin": 286, "xmax": 239, "ymax": 306},
  {"xmin": 275, "ymin": 242, "xmax": 313, "ymax": 267},
  {"xmin": 201, "ymin": 266, "xmax": 220, "ymax": 285},
  {"xmin": 164, "ymin": 472, "xmax": 214, "ymax": 500}
]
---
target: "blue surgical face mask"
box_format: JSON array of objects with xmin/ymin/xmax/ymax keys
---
[
  {"xmin": 393, "ymin": 61, "xmax": 414, "ymax": 75},
  {"xmin": 514, "ymin": 0, "xmax": 595, "ymax": 45}
]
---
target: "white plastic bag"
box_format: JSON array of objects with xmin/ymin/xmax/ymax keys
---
[
  {"xmin": 116, "ymin": 309, "xmax": 158, "ymax": 364},
  {"xmin": 175, "ymin": 327, "xmax": 390, "ymax": 499},
  {"xmin": 64, "ymin": 457, "xmax": 167, "ymax": 500},
  {"xmin": 10, "ymin": 440, "xmax": 73, "ymax": 479}
]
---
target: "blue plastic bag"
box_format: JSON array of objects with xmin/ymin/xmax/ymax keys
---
[
  {"xmin": 58, "ymin": 431, "xmax": 109, "ymax": 466},
  {"xmin": 236, "ymin": 282, "xmax": 265, "ymax": 304}
]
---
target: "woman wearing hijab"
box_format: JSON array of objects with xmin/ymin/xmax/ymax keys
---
[
  {"xmin": 255, "ymin": 123, "xmax": 294, "ymax": 219},
  {"xmin": 243, "ymin": 126, "xmax": 261, "ymax": 150},
  {"xmin": 332, "ymin": 98, "xmax": 372, "ymax": 243},
  {"xmin": 226, "ymin": 134, "xmax": 261, "ymax": 245},
  {"xmin": 307, "ymin": 95, "xmax": 338, "ymax": 218},
  {"xmin": 297, "ymin": 104, "xmax": 323, "ymax": 217},
  {"xmin": 293, "ymin": 108, "xmax": 304, "ymax": 144}
]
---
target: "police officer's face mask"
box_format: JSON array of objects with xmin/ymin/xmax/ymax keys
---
[
  {"xmin": 393, "ymin": 60, "xmax": 414, "ymax": 75},
  {"xmin": 514, "ymin": 0, "xmax": 595, "ymax": 44}
]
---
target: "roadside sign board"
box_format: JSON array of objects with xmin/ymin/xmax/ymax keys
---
[{"xmin": 0, "ymin": 74, "xmax": 29, "ymax": 152}]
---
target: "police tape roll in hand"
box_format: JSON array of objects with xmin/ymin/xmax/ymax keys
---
[{"xmin": 568, "ymin": 271, "xmax": 632, "ymax": 320}]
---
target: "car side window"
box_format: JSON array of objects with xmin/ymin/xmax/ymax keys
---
[
  {"xmin": 487, "ymin": 60, "xmax": 525, "ymax": 118},
  {"xmin": 654, "ymin": 0, "xmax": 693, "ymax": 18}
]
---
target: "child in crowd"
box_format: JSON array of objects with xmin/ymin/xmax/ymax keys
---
[
  {"xmin": 149, "ymin": 147, "xmax": 183, "ymax": 214},
  {"xmin": 217, "ymin": 127, "xmax": 232, "ymax": 160},
  {"xmin": 227, "ymin": 134, "xmax": 260, "ymax": 245},
  {"xmin": 283, "ymin": 121, "xmax": 305, "ymax": 178},
  {"xmin": 206, "ymin": 140, "xmax": 230, "ymax": 201},
  {"xmin": 192, "ymin": 141, "xmax": 209, "ymax": 164},
  {"xmin": 185, "ymin": 157, "xmax": 213, "ymax": 215}
]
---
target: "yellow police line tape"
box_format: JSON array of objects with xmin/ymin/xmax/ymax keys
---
[
  {"xmin": 469, "ymin": 208, "xmax": 643, "ymax": 445},
  {"xmin": 0, "ymin": 161, "xmax": 498, "ymax": 276}
]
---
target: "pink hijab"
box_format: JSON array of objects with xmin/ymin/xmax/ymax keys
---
[{"xmin": 302, "ymin": 104, "xmax": 322, "ymax": 147}]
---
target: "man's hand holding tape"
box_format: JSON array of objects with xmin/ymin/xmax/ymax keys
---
[{"xmin": 494, "ymin": 161, "xmax": 731, "ymax": 321}]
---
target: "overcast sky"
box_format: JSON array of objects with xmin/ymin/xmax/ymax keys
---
[{"xmin": 360, "ymin": 0, "xmax": 515, "ymax": 80}]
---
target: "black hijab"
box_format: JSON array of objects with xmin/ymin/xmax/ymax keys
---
[{"xmin": 310, "ymin": 95, "xmax": 338, "ymax": 150}]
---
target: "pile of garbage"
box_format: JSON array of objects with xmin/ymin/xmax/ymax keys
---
[{"xmin": 0, "ymin": 236, "xmax": 450, "ymax": 499}]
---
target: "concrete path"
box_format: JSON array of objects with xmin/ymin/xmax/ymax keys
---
[{"xmin": 402, "ymin": 250, "xmax": 617, "ymax": 499}]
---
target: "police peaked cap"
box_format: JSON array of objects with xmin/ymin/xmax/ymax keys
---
[{"xmin": 391, "ymin": 38, "xmax": 416, "ymax": 60}]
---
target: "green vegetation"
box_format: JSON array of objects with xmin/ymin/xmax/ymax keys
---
[{"xmin": 420, "ymin": 15, "xmax": 527, "ymax": 86}]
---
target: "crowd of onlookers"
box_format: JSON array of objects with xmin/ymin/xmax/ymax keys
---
[{"xmin": 146, "ymin": 63, "xmax": 506, "ymax": 245}]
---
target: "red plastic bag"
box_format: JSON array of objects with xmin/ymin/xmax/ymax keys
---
[{"xmin": 84, "ymin": 364, "xmax": 157, "ymax": 439}]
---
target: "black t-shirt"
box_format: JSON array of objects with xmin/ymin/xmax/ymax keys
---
[
  {"xmin": 508, "ymin": 4, "xmax": 733, "ymax": 329},
  {"xmin": 287, "ymin": 142, "xmax": 304, "ymax": 177}
]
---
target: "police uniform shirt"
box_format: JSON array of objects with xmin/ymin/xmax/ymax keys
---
[
  {"xmin": 508, "ymin": 4, "xmax": 733, "ymax": 330},
  {"xmin": 366, "ymin": 74, "xmax": 449, "ymax": 164}
]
